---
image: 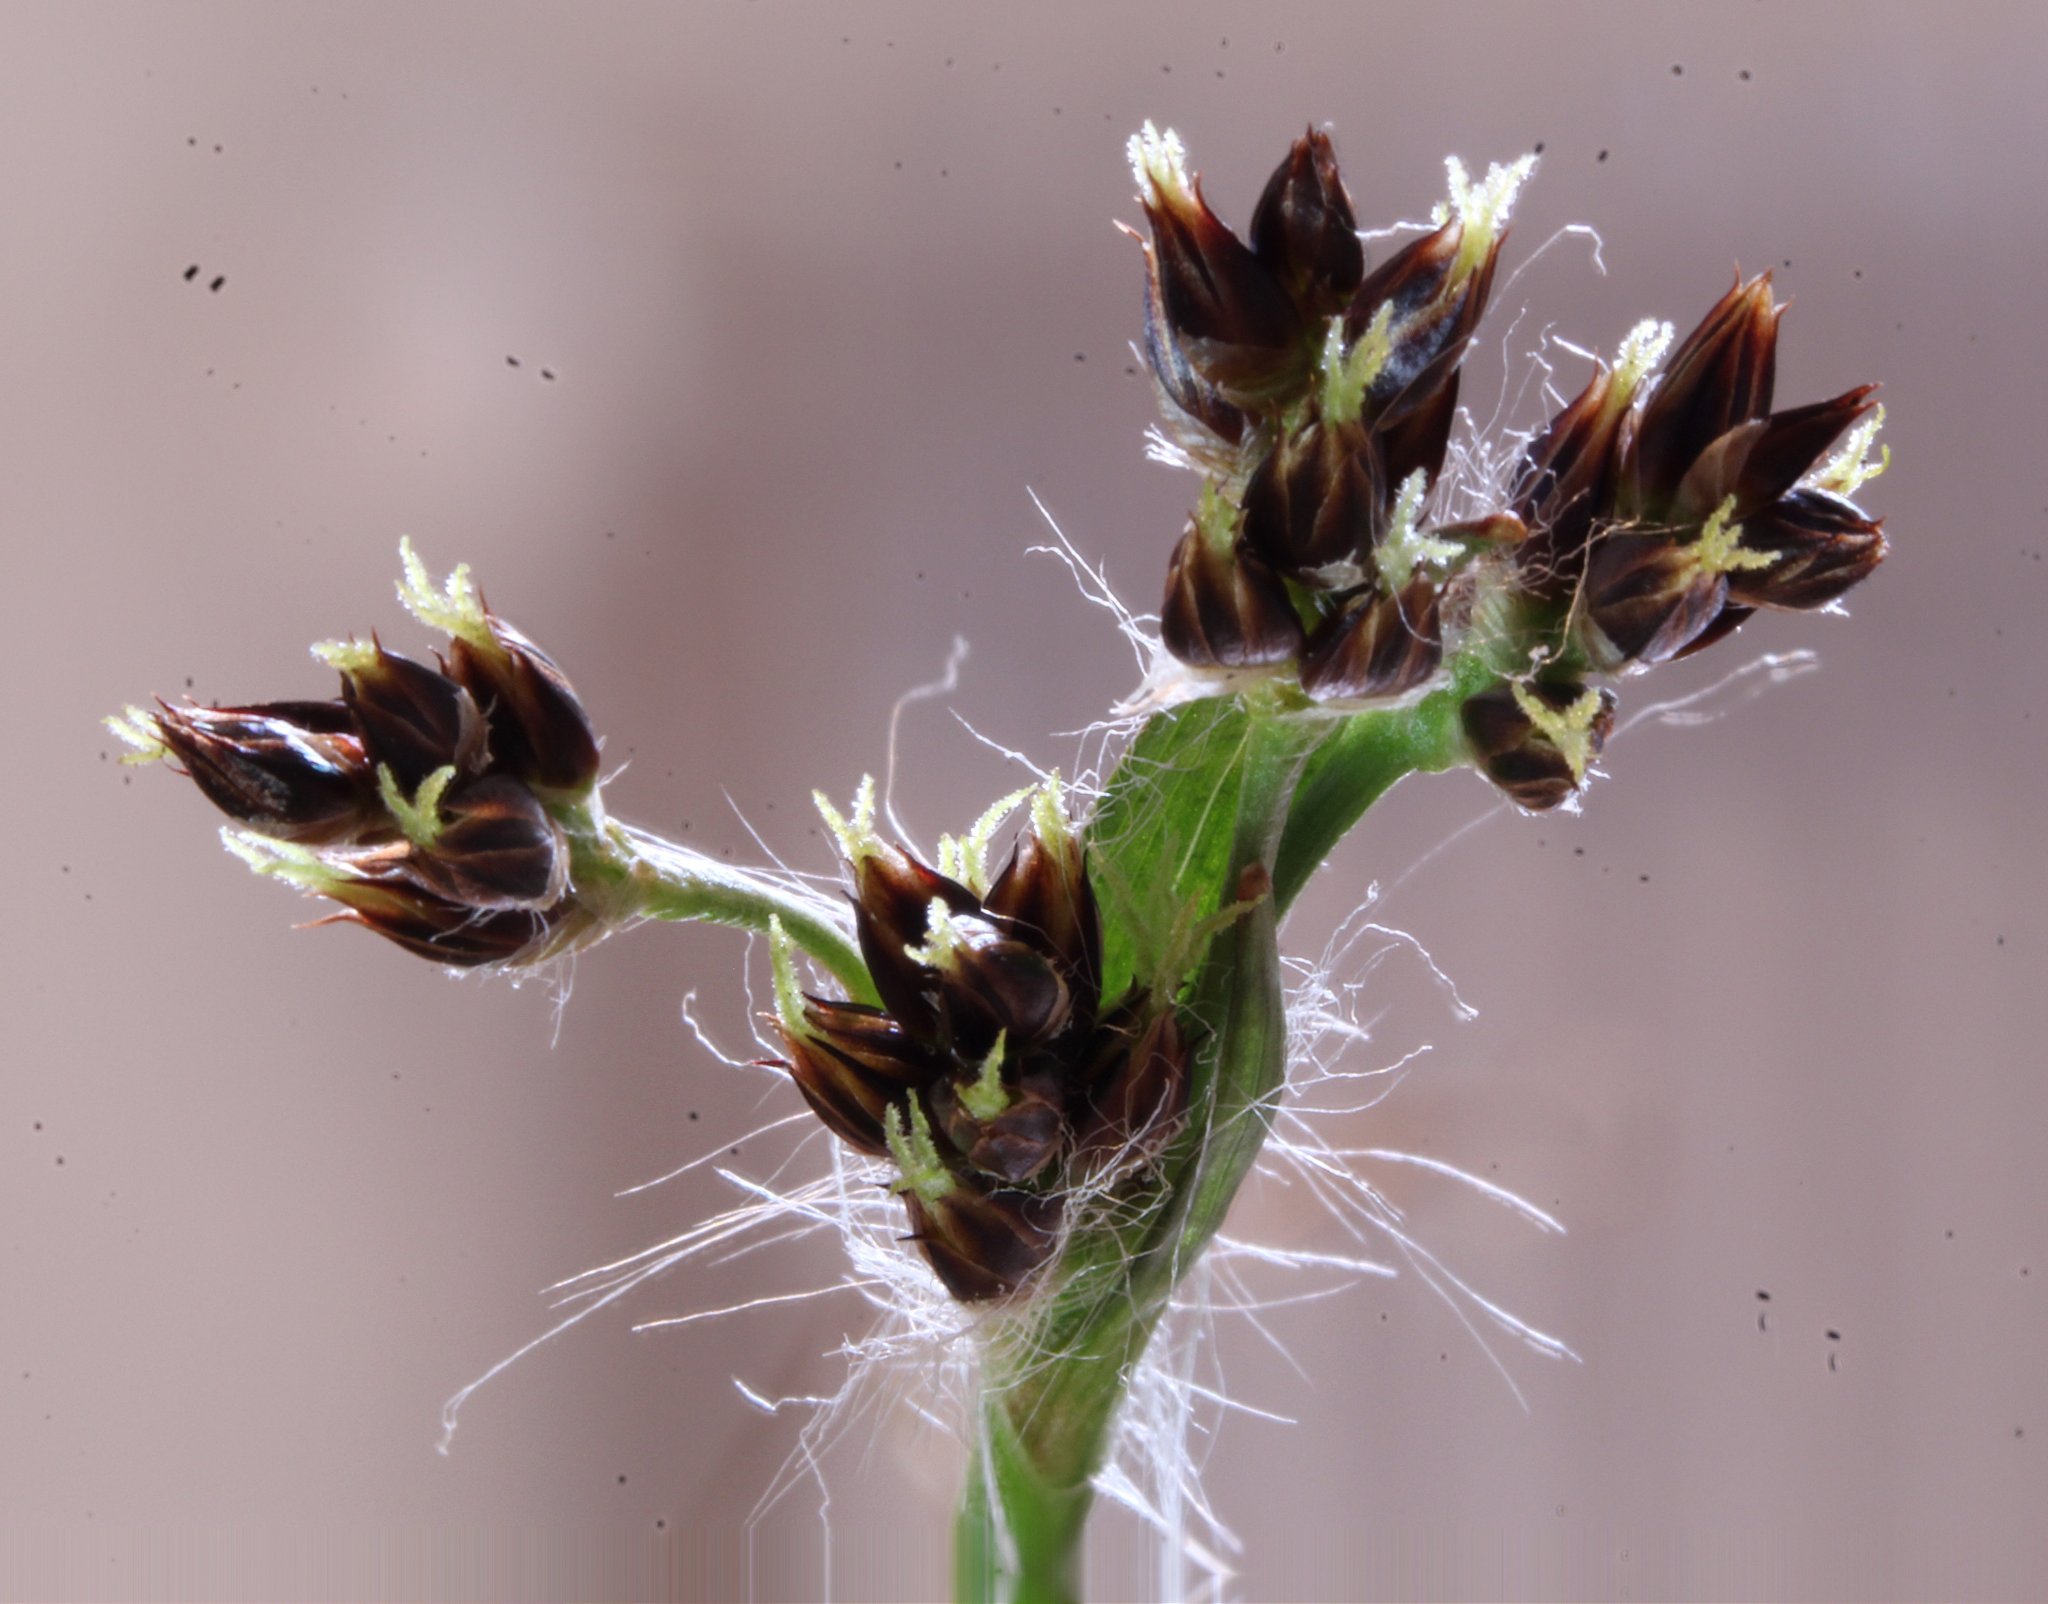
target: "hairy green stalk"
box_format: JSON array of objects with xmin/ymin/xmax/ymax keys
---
[{"xmin": 570, "ymin": 817, "xmax": 878, "ymax": 1006}]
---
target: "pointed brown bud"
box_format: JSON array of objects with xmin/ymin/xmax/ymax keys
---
[
  {"xmin": 982, "ymin": 795, "xmax": 1102, "ymax": 1024},
  {"xmin": 317, "ymin": 877, "xmax": 567, "ymax": 967},
  {"xmin": 1137, "ymin": 232, "xmax": 1250, "ymax": 447},
  {"xmin": 1513, "ymin": 369, "xmax": 1629, "ymax": 594},
  {"xmin": 1240, "ymin": 415, "xmax": 1385, "ymax": 579},
  {"xmin": 901, "ymin": 1181, "xmax": 1062, "ymax": 1303},
  {"xmin": 1343, "ymin": 155, "xmax": 1526, "ymax": 437},
  {"xmin": 916, "ymin": 907, "xmax": 1073, "ymax": 1052},
  {"xmin": 328, "ymin": 640, "xmax": 487, "ymax": 791},
  {"xmin": 1723, "ymin": 488, "xmax": 1888, "ymax": 612},
  {"xmin": 850, "ymin": 847, "xmax": 981, "ymax": 1038},
  {"xmin": 1671, "ymin": 387, "xmax": 1881, "ymax": 524},
  {"xmin": 802, "ymin": 995, "xmax": 944, "ymax": 1090},
  {"xmin": 406, "ymin": 774, "xmax": 568, "ymax": 912},
  {"xmin": 145, "ymin": 701, "xmax": 376, "ymax": 844},
  {"xmin": 1461, "ymin": 679, "xmax": 1617, "ymax": 811},
  {"xmin": 1627, "ymin": 273, "xmax": 1780, "ymax": 513},
  {"xmin": 1298, "ymin": 578, "xmax": 1442, "ymax": 701},
  {"xmin": 1374, "ymin": 368, "xmax": 1464, "ymax": 490},
  {"xmin": 444, "ymin": 614, "xmax": 600, "ymax": 794},
  {"xmin": 1579, "ymin": 530, "xmax": 1729, "ymax": 668},
  {"xmin": 1249, "ymin": 128, "xmax": 1364, "ymax": 318},
  {"xmin": 1160, "ymin": 523, "xmax": 1306, "ymax": 669},
  {"xmin": 1073, "ymin": 1005, "xmax": 1193, "ymax": 1174},
  {"xmin": 1129, "ymin": 125, "xmax": 1307, "ymax": 408},
  {"xmin": 1344, "ymin": 216, "xmax": 1460, "ymax": 353},
  {"xmin": 772, "ymin": 1000, "xmax": 937, "ymax": 1157}
]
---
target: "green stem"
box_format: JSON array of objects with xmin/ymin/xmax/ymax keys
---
[
  {"xmin": 959, "ymin": 708, "xmax": 1319, "ymax": 1603},
  {"xmin": 1270, "ymin": 652, "xmax": 1489, "ymax": 913},
  {"xmin": 571, "ymin": 817, "xmax": 878, "ymax": 1005}
]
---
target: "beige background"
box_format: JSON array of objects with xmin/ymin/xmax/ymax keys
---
[{"xmin": 6, "ymin": 3, "xmax": 2046, "ymax": 1599}]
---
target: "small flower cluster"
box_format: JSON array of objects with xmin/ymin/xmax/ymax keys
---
[
  {"xmin": 1131, "ymin": 125, "xmax": 1889, "ymax": 809},
  {"xmin": 769, "ymin": 778, "xmax": 1191, "ymax": 1302},
  {"xmin": 110, "ymin": 541, "xmax": 603, "ymax": 965}
]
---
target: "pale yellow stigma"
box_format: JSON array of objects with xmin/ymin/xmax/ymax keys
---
[
  {"xmin": 1444, "ymin": 153, "xmax": 1538, "ymax": 283},
  {"xmin": 1810, "ymin": 403, "xmax": 1889, "ymax": 498},
  {"xmin": 1609, "ymin": 318, "xmax": 1675, "ymax": 407},
  {"xmin": 1695, "ymin": 495, "xmax": 1777, "ymax": 578},
  {"xmin": 105, "ymin": 706, "xmax": 167, "ymax": 765},
  {"xmin": 1376, "ymin": 470, "xmax": 1462, "ymax": 587},
  {"xmin": 378, "ymin": 762, "xmax": 456, "ymax": 848},
  {"xmin": 885, "ymin": 1099, "xmax": 954, "ymax": 1201},
  {"xmin": 310, "ymin": 637, "xmax": 378, "ymax": 673},
  {"xmin": 1510, "ymin": 683, "xmax": 1606, "ymax": 783},
  {"xmin": 957, "ymin": 1032, "xmax": 1011, "ymax": 1122},
  {"xmin": 814, "ymin": 776, "xmax": 882, "ymax": 866},
  {"xmin": 395, "ymin": 537, "xmax": 492, "ymax": 649},
  {"xmin": 959, "ymin": 783, "xmax": 1036, "ymax": 896},
  {"xmin": 1128, "ymin": 121, "xmax": 1193, "ymax": 210},
  {"xmin": 1318, "ymin": 304, "xmax": 1393, "ymax": 424}
]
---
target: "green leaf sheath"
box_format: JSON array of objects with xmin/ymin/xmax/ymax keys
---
[
  {"xmin": 571, "ymin": 819, "xmax": 877, "ymax": 1005},
  {"xmin": 1085, "ymin": 695, "xmax": 1256, "ymax": 1004}
]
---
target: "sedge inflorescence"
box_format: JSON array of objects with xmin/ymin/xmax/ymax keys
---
[
  {"xmin": 105, "ymin": 116, "xmax": 1900, "ymax": 1596},
  {"xmin": 778, "ymin": 776, "xmax": 1193, "ymax": 1303},
  {"xmin": 1131, "ymin": 123, "xmax": 1889, "ymax": 809},
  {"xmin": 108, "ymin": 540, "xmax": 607, "ymax": 966}
]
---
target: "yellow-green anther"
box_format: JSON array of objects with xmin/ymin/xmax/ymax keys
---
[
  {"xmin": 1810, "ymin": 402, "xmax": 1889, "ymax": 498},
  {"xmin": 1319, "ymin": 305, "xmax": 1392, "ymax": 424},
  {"xmin": 958, "ymin": 1031, "xmax": 1011, "ymax": 1122},
  {"xmin": 1444, "ymin": 154, "xmax": 1537, "ymax": 286},
  {"xmin": 394, "ymin": 537, "xmax": 494, "ymax": 651},
  {"xmin": 378, "ymin": 761, "xmax": 456, "ymax": 847},
  {"xmin": 1194, "ymin": 479, "xmax": 1239, "ymax": 555},
  {"xmin": 1695, "ymin": 495, "xmax": 1778, "ymax": 577},
  {"xmin": 814, "ymin": 775, "xmax": 882, "ymax": 867},
  {"xmin": 962, "ymin": 783, "xmax": 1036, "ymax": 896},
  {"xmin": 105, "ymin": 707, "xmax": 168, "ymax": 764},
  {"xmin": 767, "ymin": 915, "xmax": 809, "ymax": 1037},
  {"xmin": 1375, "ymin": 470, "xmax": 1462, "ymax": 587},
  {"xmin": 885, "ymin": 1099, "xmax": 954, "ymax": 1203},
  {"xmin": 1511, "ymin": 683, "xmax": 1608, "ymax": 783}
]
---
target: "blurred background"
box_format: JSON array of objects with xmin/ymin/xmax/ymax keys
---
[{"xmin": 5, "ymin": 3, "xmax": 2045, "ymax": 1599}]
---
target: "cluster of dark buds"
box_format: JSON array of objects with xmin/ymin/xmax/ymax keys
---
[
  {"xmin": 767, "ymin": 777, "xmax": 1193, "ymax": 1302},
  {"xmin": 1133, "ymin": 125, "xmax": 1889, "ymax": 810},
  {"xmin": 109, "ymin": 539, "xmax": 604, "ymax": 966}
]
